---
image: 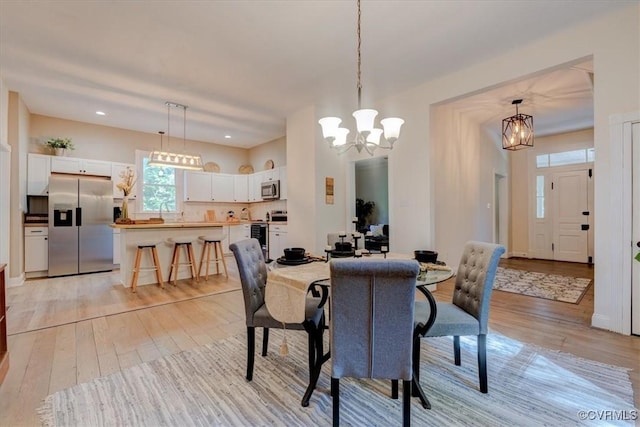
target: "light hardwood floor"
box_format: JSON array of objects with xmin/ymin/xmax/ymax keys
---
[{"xmin": 0, "ymin": 258, "xmax": 638, "ymax": 426}]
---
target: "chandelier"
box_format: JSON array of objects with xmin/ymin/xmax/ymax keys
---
[
  {"xmin": 502, "ymin": 99, "xmax": 534, "ymax": 150},
  {"xmin": 148, "ymin": 102, "xmax": 204, "ymax": 170},
  {"xmin": 318, "ymin": 0, "xmax": 404, "ymax": 156}
]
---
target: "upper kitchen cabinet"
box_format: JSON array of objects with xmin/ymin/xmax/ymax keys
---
[
  {"xmin": 27, "ymin": 153, "xmax": 51, "ymax": 195},
  {"xmin": 111, "ymin": 162, "xmax": 137, "ymax": 199},
  {"xmin": 233, "ymin": 175, "xmax": 249, "ymax": 202},
  {"xmin": 184, "ymin": 171, "xmax": 235, "ymax": 202},
  {"xmin": 51, "ymin": 156, "xmax": 112, "ymax": 177}
]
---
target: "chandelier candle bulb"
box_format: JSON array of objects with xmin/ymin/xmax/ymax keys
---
[{"xmin": 318, "ymin": 0, "xmax": 403, "ymax": 156}]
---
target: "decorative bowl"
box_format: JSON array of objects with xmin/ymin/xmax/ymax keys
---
[
  {"xmin": 335, "ymin": 242, "xmax": 352, "ymax": 252},
  {"xmin": 414, "ymin": 250, "xmax": 438, "ymax": 263},
  {"xmin": 284, "ymin": 247, "xmax": 306, "ymax": 260}
]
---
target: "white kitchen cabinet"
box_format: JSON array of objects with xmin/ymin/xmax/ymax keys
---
[
  {"xmin": 268, "ymin": 224, "xmax": 288, "ymax": 260},
  {"xmin": 111, "ymin": 162, "xmax": 137, "ymax": 199},
  {"xmin": 228, "ymin": 223, "xmax": 250, "ymax": 253},
  {"xmin": 184, "ymin": 171, "xmax": 235, "ymax": 202},
  {"xmin": 27, "ymin": 154, "xmax": 52, "ymax": 195},
  {"xmin": 113, "ymin": 229, "xmax": 121, "ymax": 265},
  {"xmin": 51, "ymin": 156, "xmax": 112, "ymax": 176},
  {"xmin": 233, "ymin": 175, "xmax": 249, "ymax": 202},
  {"xmin": 24, "ymin": 227, "xmax": 48, "ymax": 273},
  {"xmin": 184, "ymin": 171, "xmax": 212, "ymax": 202},
  {"xmin": 211, "ymin": 174, "xmax": 235, "ymax": 202},
  {"xmin": 248, "ymin": 174, "xmax": 260, "ymax": 202}
]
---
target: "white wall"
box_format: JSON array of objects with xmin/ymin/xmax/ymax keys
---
[
  {"xmin": 430, "ymin": 104, "xmax": 508, "ymax": 265},
  {"xmin": 248, "ymin": 136, "xmax": 286, "ymax": 172},
  {"xmin": 0, "ymin": 77, "xmax": 10, "ymax": 271},
  {"xmin": 30, "ymin": 114, "xmax": 250, "ymax": 173},
  {"xmin": 286, "ymin": 3, "xmax": 639, "ymax": 333}
]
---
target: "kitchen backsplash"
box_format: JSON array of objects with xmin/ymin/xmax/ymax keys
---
[{"xmin": 119, "ymin": 199, "xmax": 286, "ymax": 222}]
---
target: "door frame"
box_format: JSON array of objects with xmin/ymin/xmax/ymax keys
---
[{"xmin": 609, "ymin": 111, "xmax": 639, "ymax": 335}]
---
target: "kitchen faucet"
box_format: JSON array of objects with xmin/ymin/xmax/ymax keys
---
[{"xmin": 159, "ymin": 201, "xmax": 169, "ymax": 219}]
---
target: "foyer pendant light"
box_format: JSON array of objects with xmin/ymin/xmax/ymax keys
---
[
  {"xmin": 148, "ymin": 102, "xmax": 204, "ymax": 170},
  {"xmin": 502, "ymin": 99, "xmax": 534, "ymax": 150},
  {"xmin": 318, "ymin": 0, "xmax": 404, "ymax": 156}
]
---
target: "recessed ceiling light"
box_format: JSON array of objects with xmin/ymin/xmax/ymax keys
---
[
  {"xmin": 96, "ymin": 111, "xmax": 106, "ymax": 116},
  {"xmin": 224, "ymin": 135, "xmax": 231, "ymax": 139}
]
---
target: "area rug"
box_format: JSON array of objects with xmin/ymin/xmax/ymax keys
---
[
  {"xmin": 494, "ymin": 267, "xmax": 592, "ymax": 304},
  {"xmin": 38, "ymin": 330, "xmax": 636, "ymax": 427}
]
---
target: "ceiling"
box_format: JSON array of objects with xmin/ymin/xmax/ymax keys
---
[{"xmin": 0, "ymin": 1, "xmax": 624, "ymax": 149}]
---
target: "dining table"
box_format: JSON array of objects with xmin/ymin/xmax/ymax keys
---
[{"xmin": 265, "ymin": 252, "xmax": 455, "ymax": 407}]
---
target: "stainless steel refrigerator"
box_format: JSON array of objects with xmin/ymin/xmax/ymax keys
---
[{"xmin": 48, "ymin": 176, "xmax": 113, "ymax": 277}]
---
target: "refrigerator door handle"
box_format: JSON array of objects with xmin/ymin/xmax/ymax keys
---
[{"xmin": 76, "ymin": 207, "xmax": 82, "ymax": 226}]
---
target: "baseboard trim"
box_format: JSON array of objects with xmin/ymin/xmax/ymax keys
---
[
  {"xmin": 7, "ymin": 273, "xmax": 25, "ymax": 287},
  {"xmin": 508, "ymin": 251, "xmax": 529, "ymax": 258},
  {"xmin": 591, "ymin": 313, "xmax": 612, "ymax": 332}
]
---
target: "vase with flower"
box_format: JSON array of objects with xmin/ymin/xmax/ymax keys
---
[{"xmin": 116, "ymin": 167, "xmax": 136, "ymax": 223}]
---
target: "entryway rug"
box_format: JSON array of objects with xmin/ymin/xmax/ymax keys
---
[
  {"xmin": 38, "ymin": 330, "xmax": 636, "ymax": 426},
  {"xmin": 494, "ymin": 267, "xmax": 592, "ymax": 304}
]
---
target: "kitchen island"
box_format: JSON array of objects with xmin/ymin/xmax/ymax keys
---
[{"xmin": 111, "ymin": 221, "xmax": 245, "ymax": 288}]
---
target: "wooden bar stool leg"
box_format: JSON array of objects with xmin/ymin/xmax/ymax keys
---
[
  {"xmin": 151, "ymin": 246, "xmax": 164, "ymax": 288},
  {"xmin": 218, "ymin": 241, "xmax": 229, "ymax": 278},
  {"xmin": 213, "ymin": 242, "xmax": 220, "ymax": 275},
  {"xmin": 170, "ymin": 245, "xmax": 179, "ymax": 285},
  {"xmin": 197, "ymin": 241, "xmax": 207, "ymax": 280},
  {"xmin": 205, "ymin": 242, "xmax": 212, "ymax": 280},
  {"xmin": 130, "ymin": 247, "xmax": 142, "ymax": 293},
  {"xmin": 187, "ymin": 243, "xmax": 198, "ymax": 282}
]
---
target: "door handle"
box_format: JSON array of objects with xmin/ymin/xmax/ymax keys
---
[
  {"xmin": 581, "ymin": 224, "xmax": 589, "ymax": 231},
  {"xmin": 76, "ymin": 207, "xmax": 82, "ymax": 226}
]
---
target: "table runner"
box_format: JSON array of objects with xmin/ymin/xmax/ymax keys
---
[{"xmin": 265, "ymin": 253, "xmax": 453, "ymax": 324}]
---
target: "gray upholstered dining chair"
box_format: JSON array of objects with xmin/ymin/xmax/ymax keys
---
[
  {"xmin": 414, "ymin": 241, "xmax": 505, "ymax": 394},
  {"xmin": 330, "ymin": 258, "xmax": 419, "ymax": 427},
  {"xmin": 229, "ymin": 238, "xmax": 326, "ymax": 381}
]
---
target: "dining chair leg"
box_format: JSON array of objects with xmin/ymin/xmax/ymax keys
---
[
  {"xmin": 391, "ymin": 380, "xmax": 398, "ymax": 399},
  {"xmin": 246, "ymin": 326, "xmax": 255, "ymax": 381},
  {"xmin": 403, "ymin": 379, "xmax": 411, "ymax": 427},
  {"xmin": 307, "ymin": 333, "xmax": 315, "ymax": 382},
  {"xmin": 412, "ymin": 336, "xmax": 421, "ymax": 391},
  {"xmin": 453, "ymin": 335, "xmax": 461, "ymax": 366},
  {"xmin": 261, "ymin": 327, "xmax": 269, "ymax": 357},
  {"xmin": 478, "ymin": 334, "xmax": 488, "ymax": 393},
  {"xmin": 331, "ymin": 378, "xmax": 340, "ymax": 427}
]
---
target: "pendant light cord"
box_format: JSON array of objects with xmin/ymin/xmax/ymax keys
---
[{"xmin": 356, "ymin": 0, "xmax": 362, "ymax": 110}]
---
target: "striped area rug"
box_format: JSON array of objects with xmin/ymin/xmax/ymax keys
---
[
  {"xmin": 39, "ymin": 330, "xmax": 636, "ymax": 426},
  {"xmin": 494, "ymin": 267, "xmax": 592, "ymax": 304}
]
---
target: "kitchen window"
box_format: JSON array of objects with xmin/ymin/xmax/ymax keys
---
[{"xmin": 137, "ymin": 150, "xmax": 183, "ymax": 213}]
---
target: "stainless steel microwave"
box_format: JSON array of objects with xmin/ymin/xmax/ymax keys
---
[{"xmin": 261, "ymin": 180, "xmax": 280, "ymax": 200}]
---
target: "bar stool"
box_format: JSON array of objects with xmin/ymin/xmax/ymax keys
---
[
  {"xmin": 197, "ymin": 232, "xmax": 229, "ymax": 280},
  {"xmin": 167, "ymin": 237, "xmax": 198, "ymax": 285},
  {"xmin": 130, "ymin": 242, "xmax": 164, "ymax": 293}
]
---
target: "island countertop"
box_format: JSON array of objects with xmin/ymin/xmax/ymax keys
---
[{"xmin": 111, "ymin": 221, "xmax": 251, "ymax": 229}]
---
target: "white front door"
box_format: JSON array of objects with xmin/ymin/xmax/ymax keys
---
[
  {"xmin": 632, "ymin": 122, "xmax": 640, "ymax": 335},
  {"xmin": 552, "ymin": 170, "xmax": 590, "ymax": 263}
]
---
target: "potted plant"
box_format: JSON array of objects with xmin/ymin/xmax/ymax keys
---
[
  {"xmin": 45, "ymin": 138, "xmax": 74, "ymax": 156},
  {"xmin": 355, "ymin": 198, "xmax": 376, "ymax": 232}
]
